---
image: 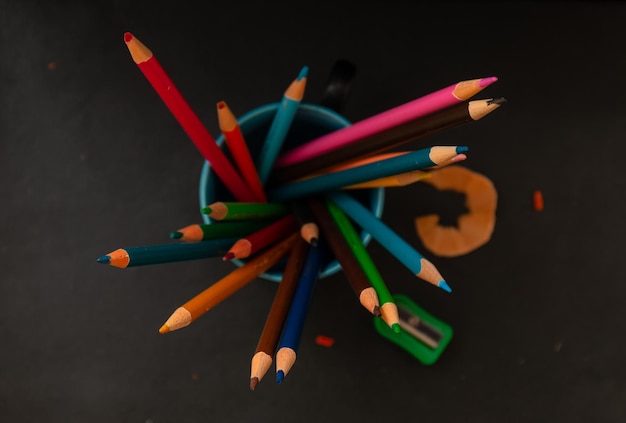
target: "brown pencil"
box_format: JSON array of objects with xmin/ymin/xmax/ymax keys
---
[
  {"xmin": 268, "ymin": 97, "xmax": 505, "ymax": 185},
  {"xmin": 306, "ymin": 196, "xmax": 381, "ymax": 316},
  {"xmin": 249, "ymin": 236, "xmax": 309, "ymax": 390}
]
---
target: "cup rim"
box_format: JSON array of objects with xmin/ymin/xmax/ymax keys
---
[{"xmin": 199, "ymin": 102, "xmax": 385, "ymax": 282}]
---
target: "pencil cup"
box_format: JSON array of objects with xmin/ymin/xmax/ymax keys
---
[{"xmin": 199, "ymin": 102, "xmax": 384, "ymax": 282}]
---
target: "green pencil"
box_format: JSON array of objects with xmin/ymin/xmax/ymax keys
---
[
  {"xmin": 170, "ymin": 220, "xmax": 275, "ymax": 242},
  {"xmin": 325, "ymin": 197, "xmax": 401, "ymax": 333},
  {"xmin": 200, "ymin": 201, "xmax": 288, "ymax": 221}
]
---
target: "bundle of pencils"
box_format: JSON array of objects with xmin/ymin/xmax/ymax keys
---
[{"xmin": 97, "ymin": 32, "xmax": 506, "ymax": 390}]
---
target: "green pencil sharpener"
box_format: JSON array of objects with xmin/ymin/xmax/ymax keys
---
[{"xmin": 373, "ymin": 294, "xmax": 453, "ymax": 365}]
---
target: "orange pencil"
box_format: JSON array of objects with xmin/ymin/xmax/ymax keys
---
[
  {"xmin": 159, "ymin": 232, "xmax": 298, "ymax": 334},
  {"xmin": 123, "ymin": 32, "xmax": 257, "ymax": 202},
  {"xmin": 217, "ymin": 101, "xmax": 267, "ymax": 202},
  {"xmin": 223, "ymin": 214, "xmax": 299, "ymax": 261}
]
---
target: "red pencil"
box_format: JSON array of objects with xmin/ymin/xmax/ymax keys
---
[
  {"xmin": 123, "ymin": 32, "xmax": 257, "ymax": 202},
  {"xmin": 223, "ymin": 214, "xmax": 299, "ymax": 261},
  {"xmin": 217, "ymin": 100, "xmax": 267, "ymax": 202}
]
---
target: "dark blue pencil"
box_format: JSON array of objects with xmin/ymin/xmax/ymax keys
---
[{"xmin": 275, "ymin": 242, "xmax": 323, "ymax": 384}]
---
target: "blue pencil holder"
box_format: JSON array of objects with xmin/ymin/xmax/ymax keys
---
[{"xmin": 199, "ymin": 102, "xmax": 385, "ymax": 282}]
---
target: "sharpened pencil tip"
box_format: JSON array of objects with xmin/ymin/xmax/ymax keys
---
[
  {"xmin": 438, "ymin": 280, "xmax": 452, "ymax": 293},
  {"xmin": 276, "ymin": 370, "xmax": 285, "ymax": 384},
  {"xmin": 392, "ymin": 323, "xmax": 402, "ymax": 334},
  {"xmin": 250, "ymin": 377, "xmax": 259, "ymax": 391},
  {"xmin": 310, "ymin": 237, "xmax": 319, "ymax": 247},
  {"xmin": 478, "ymin": 76, "xmax": 498, "ymax": 87},
  {"xmin": 200, "ymin": 206, "xmax": 212, "ymax": 214},
  {"xmin": 158, "ymin": 324, "xmax": 170, "ymax": 334},
  {"xmin": 96, "ymin": 255, "xmax": 111, "ymax": 264},
  {"xmin": 488, "ymin": 97, "xmax": 507, "ymax": 105},
  {"xmin": 222, "ymin": 252, "xmax": 235, "ymax": 261},
  {"xmin": 169, "ymin": 231, "xmax": 183, "ymax": 239},
  {"xmin": 373, "ymin": 305, "xmax": 382, "ymax": 317},
  {"xmin": 123, "ymin": 32, "xmax": 133, "ymax": 43},
  {"xmin": 297, "ymin": 65, "xmax": 309, "ymax": 80}
]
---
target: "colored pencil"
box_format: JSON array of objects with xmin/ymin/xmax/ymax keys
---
[
  {"xmin": 306, "ymin": 197, "xmax": 381, "ymax": 316},
  {"xmin": 216, "ymin": 100, "xmax": 267, "ymax": 202},
  {"xmin": 325, "ymin": 198, "xmax": 400, "ymax": 333},
  {"xmin": 159, "ymin": 232, "xmax": 298, "ymax": 334},
  {"xmin": 275, "ymin": 241, "xmax": 323, "ymax": 384},
  {"xmin": 269, "ymin": 97, "xmax": 505, "ymax": 185},
  {"xmin": 343, "ymin": 169, "xmax": 431, "ymax": 189},
  {"xmin": 328, "ymin": 191, "xmax": 451, "ymax": 292},
  {"xmin": 123, "ymin": 32, "xmax": 257, "ymax": 202},
  {"xmin": 223, "ymin": 214, "xmax": 299, "ymax": 261},
  {"xmin": 96, "ymin": 238, "xmax": 238, "ymax": 268},
  {"xmin": 267, "ymin": 146, "xmax": 467, "ymax": 202},
  {"xmin": 256, "ymin": 66, "xmax": 309, "ymax": 185},
  {"xmin": 169, "ymin": 220, "xmax": 273, "ymax": 242},
  {"xmin": 289, "ymin": 201, "xmax": 320, "ymax": 246},
  {"xmin": 250, "ymin": 237, "xmax": 309, "ymax": 390},
  {"xmin": 201, "ymin": 201, "xmax": 288, "ymax": 221},
  {"xmin": 273, "ymin": 76, "xmax": 498, "ymax": 168}
]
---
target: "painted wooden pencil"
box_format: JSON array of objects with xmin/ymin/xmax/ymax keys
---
[
  {"xmin": 275, "ymin": 241, "xmax": 323, "ymax": 384},
  {"xmin": 256, "ymin": 66, "xmax": 309, "ymax": 185},
  {"xmin": 250, "ymin": 237, "xmax": 309, "ymax": 390},
  {"xmin": 201, "ymin": 201, "xmax": 288, "ymax": 222},
  {"xmin": 96, "ymin": 238, "xmax": 237, "ymax": 268},
  {"xmin": 306, "ymin": 197, "xmax": 381, "ymax": 316},
  {"xmin": 267, "ymin": 146, "xmax": 467, "ymax": 202},
  {"xmin": 159, "ymin": 233, "xmax": 298, "ymax": 334},
  {"xmin": 328, "ymin": 190, "xmax": 451, "ymax": 293},
  {"xmin": 222, "ymin": 214, "xmax": 299, "ymax": 261},
  {"xmin": 169, "ymin": 220, "xmax": 273, "ymax": 242},
  {"xmin": 123, "ymin": 32, "xmax": 257, "ymax": 202},
  {"xmin": 217, "ymin": 100, "xmax": 267, "ymax": 202}
]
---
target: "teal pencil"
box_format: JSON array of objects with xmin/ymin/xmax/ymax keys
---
[
  {"xmin": 267, "ymin": 145, "xmax": 467, "ymax": 202},
  {"xmin": 96, "ymin": 238, "xmax": 238, "ymax": 268},
  {"xmin": 275, "ymin": 241, "xmax": 323, "ymax": 384},
  {"xmin": 325, "ymin": 198, "xmax": 401, "ymax": 333},
  {"xmin": 256, "ymin": 66, "xmax": 309, "ymax": 185},
  {"xmin": 327, "ymin": 190, "xmax": 451, "ymax": 293}
]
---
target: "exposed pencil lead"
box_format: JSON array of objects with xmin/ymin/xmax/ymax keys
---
[
  {"xmin": 373, "ymin": 305, "xmax": 382, "ymax": 317},
  {"xmin": 200, "ymin": 206, "xmax": 212, "ymax": 214},
  {"xmin": 250, "ymin": 377, "xmax": 259, "ymax": 391},
  {"xmin": 276, "ymin": 370, "xmax": 285, "ymax": 384},
  {"xmin": 169, "ymin": 231, "xmax": 183, "ymax": 239},
  {"xmin": 392, "ymin": 323, "xmax": 402, "ymax": 334},
  {"xmin": 310, "ymin": 237, "xmax": 319, "ymax": 247},
  {"xmin": 222, "ymin": 252, "xmax": 235, "ymax": 261},
  {"xmin": 297, "ymin": 65, "xmax": 309, "ymax": 81},
  {"xmin": 488, "ymin": 97, "xmax": 507, "ymax": 105},
  {"xmin": 439, "ymin": 280, "xmax": 452, "ymax": 293},
  {"xmin": 158, "ymin": 324, "xmax": 170, "ymax": 334},
  {"xmin": 96, "ymin": 255, "xmax": 110, "ymax": 264}
]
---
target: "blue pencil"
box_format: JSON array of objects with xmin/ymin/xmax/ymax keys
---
[
  {"xmin": 267, "ymin": 145, "xmax": 467, "ymax": 202},
  {"xmin": 275, "ymin": 242, "xmax": 323, "ymax": 384},
  {"xmin": 327, "ymin": 190, "xmax": 451, "ymax": 293},
  {"xmin": 256, "ymin": 66, "xmax": 309, "ymax": 185}
]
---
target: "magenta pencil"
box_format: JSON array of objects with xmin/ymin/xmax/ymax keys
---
[{"xmin": 273, "ymin": 76, "xmax": 497, "ymax": 168}]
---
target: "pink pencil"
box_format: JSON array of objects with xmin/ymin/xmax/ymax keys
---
[{"xmin": 273, "ymin": 77, "xmax": 497, "ymax": 168}]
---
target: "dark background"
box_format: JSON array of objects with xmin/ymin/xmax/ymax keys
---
[{"xmin": 2, "ymin": 1, "xmax": 625, "ymax": 422}]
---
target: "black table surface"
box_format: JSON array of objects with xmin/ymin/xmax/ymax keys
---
[{"xmin": 3, "ymin": 2, "xmax": 626, "ymax": 422}]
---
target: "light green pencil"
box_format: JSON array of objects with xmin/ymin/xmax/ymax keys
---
[{"xmin": 325, "ymin": 197, "xmax": 401, "ymax": 333}]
